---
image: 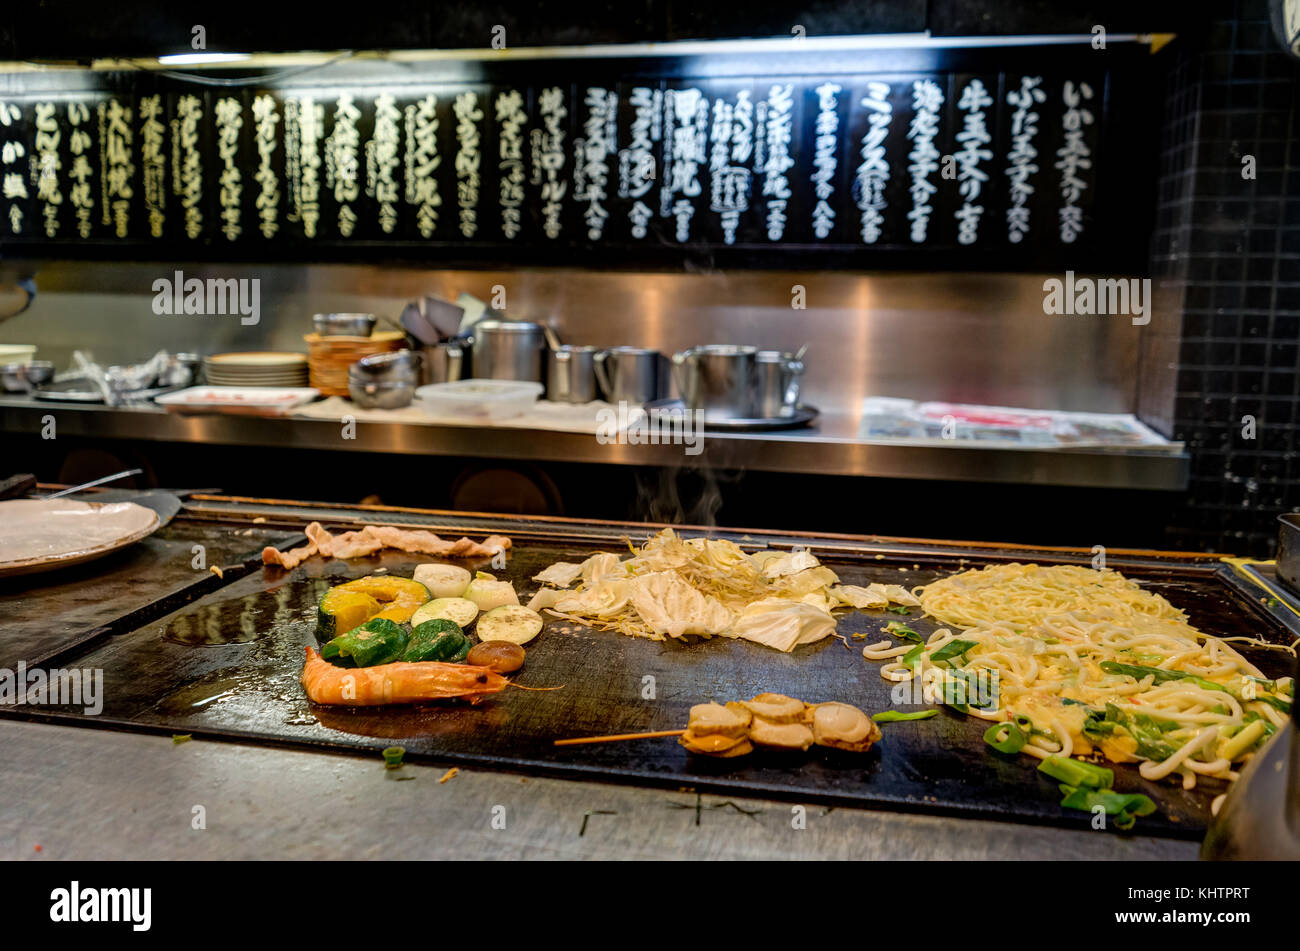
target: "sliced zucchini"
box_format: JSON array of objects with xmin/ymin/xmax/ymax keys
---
[
  {"xmin": 411, "ymin": 597, "xmax": 480, "ymax": 629},
  {"xmin": 463, "ymin": 576, "xmax": 519, "ymax": 612},
  {"xmin": 477, "ymin": 605, "xmax": 544, "ymax": 645},
  {"xmin": 413, "ymin": 563, "xmax": 473, "ymax": 599},
  {"xmin": 315, "ymin": 575, "xmax": 430, "ymax": 639}
]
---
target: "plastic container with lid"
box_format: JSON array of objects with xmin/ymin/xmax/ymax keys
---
[{"xmin": 415, "ymin": 379, "xmax": 543, "ymax": 419}]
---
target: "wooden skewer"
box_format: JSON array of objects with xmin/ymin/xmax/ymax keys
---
[{"xmin": 554, "ymin": 729, "xmax": 686, "ymax": 747}]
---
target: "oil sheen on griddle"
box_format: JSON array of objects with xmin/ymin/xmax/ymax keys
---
[{"xmin": 163, "ymin": 579, "xmax": 333, "ymax": 647}]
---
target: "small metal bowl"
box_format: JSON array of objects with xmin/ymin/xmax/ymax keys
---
[
  {"xmin": 348, "ymin": 377, "xmax": 415, "ymax": 409},
  {"xmin": 0, "ymin": 360, "xmax": 54, "ymax": 393},
  {"xmin": 313, "ymin": 312, "xmax": 377, "ymax": 337},
  {"xmin": 351, "ymin": 349, "xmax": 422, "ymax": 381}
]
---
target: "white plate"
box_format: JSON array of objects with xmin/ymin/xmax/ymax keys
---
[
  {"xmin": 0, "ymin": 499, "xmax": 160, "ymax": 577},
  {"xmin": 205, "ymin": 352, "xmax": 307, "ymax": 368}
]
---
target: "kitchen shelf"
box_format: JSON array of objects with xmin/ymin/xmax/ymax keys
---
[{"xmin": 0, "ymin": 398, "xmax": 1189, "ymax": 491}]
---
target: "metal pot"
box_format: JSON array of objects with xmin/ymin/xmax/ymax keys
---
[
  {"xmin": 593, "ymin": 347, "xmax": 669, "ymax": 407},
  {"xmin": 548, "ymin": 345, "xmax": 599, "ymax": 403},
  {"xmin": 671, "ymin": 345, "xmax": 758, "ymax": 421},
  {"xmin": 755, "ymin": 350, "xmax": 806, "ymax": 418},
  {"xmin": 470, "ymin": 320, "xmax": 548, "ymax": 388}
]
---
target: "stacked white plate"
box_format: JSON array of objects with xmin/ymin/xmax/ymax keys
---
[{"xmin": 203, "ymin": 352, "xmax": 309, "ymax": 387}]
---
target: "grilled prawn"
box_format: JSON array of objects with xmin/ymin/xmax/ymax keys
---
[{"xmin": 301, "ymin": 647, "xmax": 508, "ymax": 706}]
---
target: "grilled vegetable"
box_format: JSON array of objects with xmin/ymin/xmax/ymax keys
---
[
  {"xmin": 476, "ymin": 604, "xmax": 544, "ymax": 645},
  {"xmin": 872, "ymin": 709, "xmax": 939, "ymax": 722},
  {"xmin": 402, "ymin": 619, "xmax": 471, "ymax": 663},
  {"xmin": 463, "ymin": 572, "xmax": 520, "ymax": 612},
  {"xmin": 314, "ymin": 588, "xmax": 381, "ymax": 641},
  {"xmin": 411, "ymin": 597, "xmax": 479, "ymax": 629},
  {"xmin": 983, "ymin": 721, "xmax": 1028, "ymax": 753},
  {"xmin": 315, "ymin": 576, "xmax": 430, "ymax": 638},
  {"xmin": 1038, "ymin": 755, "xmax": 1114, "ymax": 789},
  {"xmin": 413, "ymin": 563, "xmax": 473, "ymax": 599},
  {"xmin": 321, "ymin": 617, "xmax": 410, "ymax": 667},
  {"xmin": 1057, "ymin": 785, "xmax": 1156, "ymax": 830}
]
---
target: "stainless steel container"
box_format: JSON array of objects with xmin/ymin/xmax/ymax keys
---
[
  {"xmin": 348, "ymin": 351, "xmax": 419, "ymax": 408},
  {"xmin": 593, "ymin": 347, "xmax": 669, "ymax": 406},
  {"xmin": 0, "ymin": 360, "xmax": 54, "ymax": 393},
  {"xmin": 418, "ymin": 340, "xmax": 467, "ymax": 385},
  {"xmin": 672, "ymin": 345, "xmax": 758, "ymax": 420},
  {"xmin": 347, "ymin": 377, "xmax": 416, "ymax": 409},
  {"xmin": 470, "ymin": 320, "xmax": 547, "ymax": 388},
  {"xmin": 548, "ymin": 345, "xmax": 599, "ymax": 403},
  {"xmin": 313, "ymin": 312, "xmax": 377, "ymax": 337},
  {"xmin": 755, "ymin": 350, "xmax": 806, "ymax": 418},
  {"xmin": 352, "ymin": 349, "xmax": 423, "ymax": 381}
]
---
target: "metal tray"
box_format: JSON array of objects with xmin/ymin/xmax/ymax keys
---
[
  {"xmin": 646, "ymin": 398, "xmax": 819, "ymax": 431},
  {"xmin": 5, "ymin": 519, "xmax": 1295, "ymax": 841}
]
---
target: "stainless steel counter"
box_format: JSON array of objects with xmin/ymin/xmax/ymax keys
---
[
  {"xmin": 0, "ymin": 398, "xmax": 1189, "ymax": 490},
  {"xmin": 0, "ymin": 720, "xmax": 1193, "ymax": 860}
]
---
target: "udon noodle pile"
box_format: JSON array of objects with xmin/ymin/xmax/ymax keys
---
[{"xmin": 863, "ymin": 563, "xmax": 1294, "ymax": 805}]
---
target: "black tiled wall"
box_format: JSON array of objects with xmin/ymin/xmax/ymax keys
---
[{"xmin": 1147, "ymin": 0, "xmax": 1300, "ymax": 557}]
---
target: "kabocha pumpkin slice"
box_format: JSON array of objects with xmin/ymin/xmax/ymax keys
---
[
  {"xmin": 316, "ymin": 576, "xmax": 430, "ymax": 638},
  {"xmin": 315, "ymin": 588, "xmax": 382, "ymax": 640}
]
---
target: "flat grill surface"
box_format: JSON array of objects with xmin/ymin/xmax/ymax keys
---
[{"xmin": 7, "ymin": 517, "xmax": 1294, "ymax": 841}]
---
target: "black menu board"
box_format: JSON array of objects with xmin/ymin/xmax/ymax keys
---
[{"xmin": 0, "ymin": 48, "xmax": 1139, "ymax": 269}]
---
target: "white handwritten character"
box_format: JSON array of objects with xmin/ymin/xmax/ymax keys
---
[
  {"xmin": 906, "ymin": 80, "xmax": 944, "ymax": 244},
  {"xmin": 1005, "ymin": 76, "xmax": 1045, "ymax": 243},
  {"xmin": 1056, "ymin": 81, "xmax": 1095, "ymax": 243}
]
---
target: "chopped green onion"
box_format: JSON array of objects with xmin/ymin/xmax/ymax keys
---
[
  {"xmin": 1058, "ymin": 785, "xmax": 1157, "ymax": 830},
  {"xmin": 172, "ymin": 734, "xmax": 192, "ymax": 745},
  {"xmin": 885, "ymin": 606, "xmax": 911, "ymax": 615},
  {"xmin": 901, "ymin": 643, "xmax": 924, "ymax": 671},
  {"xmin": 929, "ymin": 639, "xmax": 978, "ymax": 667},
  {"xmin": 872, "ymin": 709, "xmax": 940, "ymax": 723},
  {"xmin": 1038, "ymin": 755, "xmax": 1114, "ymax": 789},
  {"xmin": 983, "ymin": 721, "xmax": 1027, "ymax": 754},
  {"xmin": 381, "ymin": 745, "xmax": 406, "ymax": 769},
  {"xmin": 1099, "ymin": 660, "xmax": 1185, "ymax": 684}
]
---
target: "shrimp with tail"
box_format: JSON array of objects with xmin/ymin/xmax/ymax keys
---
[{"xmin": 301, "ymin": 647, "xmax": 508, "ymax": 706}]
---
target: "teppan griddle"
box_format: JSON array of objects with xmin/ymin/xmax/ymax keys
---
[{"xmin": 7, "ymin": 504, "xmax": 1297, "ymax": 840}]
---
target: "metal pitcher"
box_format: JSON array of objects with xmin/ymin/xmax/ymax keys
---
[
  {"xmin": 593, "ymin": 347, "xmax": 669, "ymax": 406},
  {"xmin": 671, "ymin": 344, "xmax": 758, "ymax": 421},
  {"xmin": 418, "ymin": 340, "xmax": 467, "ymax": 385},
  {"xmin": 548, "ymin": 345, "xmax": 599, "ymax": 403}
]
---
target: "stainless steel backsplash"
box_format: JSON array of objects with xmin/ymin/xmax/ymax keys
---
[{"xmin": 0, "ymin": 261, "xmax": 1141, "ymax": 415}]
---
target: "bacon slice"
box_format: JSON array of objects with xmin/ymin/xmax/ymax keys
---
[{"xmin": 262, "ymin": 521, "xmax": 511, "ymax": 569}]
